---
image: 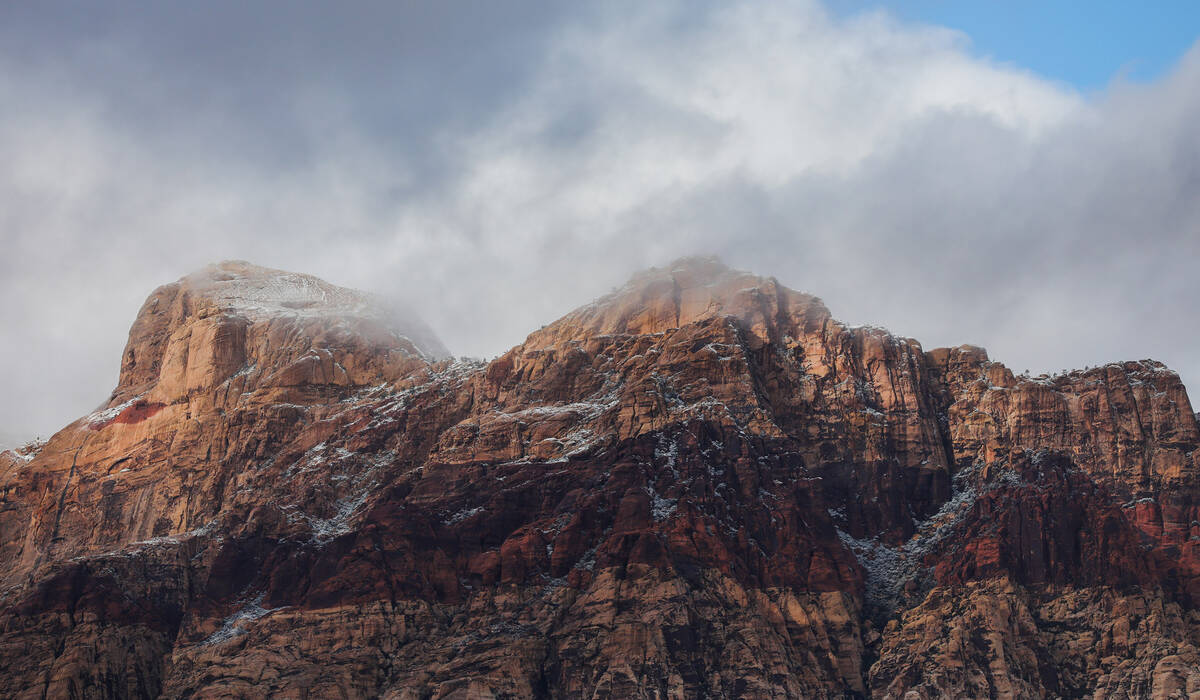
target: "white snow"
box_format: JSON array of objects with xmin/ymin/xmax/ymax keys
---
[
  {"xmin": 187, "ymin": 261, "xmax": 450, "ymax": 359},
  {"xmin": 443, "ymin": 506, "xmax": 484, "ymax": 525},
  {"xmin": 1, "ymin": 436, "xmax": 45, "ymax": 463},
  {"xmin": 85, "ymin": 394, "xmax": 146, "ymax": 428},
  {"xmin": 1123, "ymin": 496, "xmax": 1157, "ymax": 508},
  {"xmin": 645, "ymin": 485, "xmax": 678, "ymax": 522},
  {"xmin": 548, "ymin": 427, "xmax": 606, "ymax": 460},
  {"xmin": 654, "ymin": 435, "xmax": 679, "ymax": 471},
  {"xmin": 306, "ymin": 490, "xmax": 373, "ymax": 540},
  {"xmin": 190, "ymin": 262, "xmax": 377, "ymax": 320},
  {"xmin": 201, "ymin": 593, "xmax": 287, "ymax": 646},
  {"xmin": 507, "ymin": 400, "xmax": 615, "ymax": 421},
  {"xmin": 110, "ymin": 521, "xmax": 218, "ymax": 557},
  {"xmin": 838, "ymin": 462, "xmax": 982, "ymax": 612},
  {"xmin": 573, "ymin": 545, "xmax": 599, "ymax": 571}
]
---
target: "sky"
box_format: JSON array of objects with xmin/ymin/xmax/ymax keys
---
[
  {"xmin": 830, "ymin": 0, "xmax": 1200, "ymax": 89},
  {"xmin": 1, "ymin": 1, "xmax": 1198, "ymax": 444}
]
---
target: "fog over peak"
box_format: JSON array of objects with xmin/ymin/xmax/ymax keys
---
[{"xmin": 2, "ymin": 1, "xmax": 1199, "ymax": 441}]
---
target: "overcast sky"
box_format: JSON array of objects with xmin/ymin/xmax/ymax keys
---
[{"xmin": 2, "ymin": 1, "xmax": 1198, "ymax": 444}]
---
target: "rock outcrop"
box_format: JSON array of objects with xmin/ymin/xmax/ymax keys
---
[{"xmin": 0, "ymin": 256, "xmax": 1197, "ymax": 699}]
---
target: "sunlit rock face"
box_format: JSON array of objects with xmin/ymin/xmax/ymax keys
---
[
  {"xmin": 115, "ymin": 260, "xmax": 449, "ymax": 404},
  {"xmin": 1, "ymin": 257, "xmax": 1198, "ymax": 698}
]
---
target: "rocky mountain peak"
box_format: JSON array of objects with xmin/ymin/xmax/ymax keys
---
[
  {"xmin": 110, "ymin": 261, "xmax": 448, "ymax": 408},
  {"xmin": 185, "ymin": 260, "xmax": 395, "ymax": 320},
  {"xmin": 524, "ymin": 255, "xmax": 832, "ymax": 351}
]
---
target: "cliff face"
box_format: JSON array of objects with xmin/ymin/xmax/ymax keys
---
[{"xmin": 1, "ymin": 257, "xmax": 1198, "ymax": 699}]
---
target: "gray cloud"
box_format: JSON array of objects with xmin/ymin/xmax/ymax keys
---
[{"xmin": 1, "ymin": 0, "xmax": 1198, "ymax": 443}]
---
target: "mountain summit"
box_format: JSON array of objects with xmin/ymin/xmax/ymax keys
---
[
  {"xmin": 525, "ymin": 255, "xmax": 830, "ymax": 346},
  {"xmin": 113, "ymin": 260, "xmax": 448, "ymax": 405},
  {"xmin": 1, "ymin": 259, "xmax": 1198, "ymax": 698}
]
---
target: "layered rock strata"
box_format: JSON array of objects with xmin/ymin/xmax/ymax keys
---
[{"xmin": 0, "ymin": 257, "xmax": 1197, "ymax": 698}]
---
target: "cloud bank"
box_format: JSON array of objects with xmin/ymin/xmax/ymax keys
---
[{"xmin": 1, "ymin": 0, "xmax": 1198, "ymax": 442}]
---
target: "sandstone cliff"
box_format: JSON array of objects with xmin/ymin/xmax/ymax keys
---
[{"xmin": 0, "ymin": 257, "xmax": 1197, "ymax": 699}]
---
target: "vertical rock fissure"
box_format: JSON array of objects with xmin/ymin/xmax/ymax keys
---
[{"xmin": 50, "ymin": 435, "xmax": 92, "ymax": 545}]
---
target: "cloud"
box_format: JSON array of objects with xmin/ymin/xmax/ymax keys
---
[{"xmin": 1, "ymin": 0, "xmax": 1198, "ymax": 441}]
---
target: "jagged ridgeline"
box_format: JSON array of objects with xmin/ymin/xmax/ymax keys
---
[{"xmin": 1, "ymin": 257, "xmax": 1198, "ymax": 698}]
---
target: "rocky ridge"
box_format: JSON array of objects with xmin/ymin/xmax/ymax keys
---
[{"xmin": 0, "ymin": 257, "xmax": 1197, "ymax": 698}]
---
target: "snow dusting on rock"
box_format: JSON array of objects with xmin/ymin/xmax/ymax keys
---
[{"xmin": 188, "ymin": 261, "xmax": 450, "ymax": 359}]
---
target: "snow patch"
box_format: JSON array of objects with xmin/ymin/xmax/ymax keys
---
[
  {"xmin": 201, "ymin": 594, "xmax": 287, "ymax": 646},
  {"xmin": 443, "ymin": 506, "xmax": 484, "ymax": 526},
  {"xmin": 187, "ymin": 261, "xmax": 450, "ymax": 360},
  {"xmin": 654, "ymin": 435, "xmax": 679, "ymax": 472},
  {"xmin": 306, "ymin": 490, "xmax": 372, "ymax": 540},
  {"xmin": 839, "ymin": 463, "xmax": 980, "ymax": 613},
  {"xmin": 645, "ymin": 485, "xmax": 678, "ymax": 522},
  {"xmin": 2, "ymin": 436, "xmax": 45, "ymax": 463},
  {"xmin": 574, "ymin": 545, "xmax": 599, "ymax": 571},
  {"xmin": 85, "ymin": 394, "xmax": 145, "ymax": 428}
]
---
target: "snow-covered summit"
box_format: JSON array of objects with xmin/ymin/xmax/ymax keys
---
[{"xmin": 186, "ymin": 261, "xmax": 451, "ymax": 360}]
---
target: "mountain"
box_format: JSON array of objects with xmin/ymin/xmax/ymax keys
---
[{"xmin": 1, "ymin": 257, "xmax": 1198, "ymax": 699}]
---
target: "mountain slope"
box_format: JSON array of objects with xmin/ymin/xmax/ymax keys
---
[{"xmin": 1, "ymin": 257, "xmax": 1198, "ymax": 698}]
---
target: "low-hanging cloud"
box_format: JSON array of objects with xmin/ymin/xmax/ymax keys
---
[{"xmin": 1, "ymin": 0, "xmax": 1198, "ymax": 443}]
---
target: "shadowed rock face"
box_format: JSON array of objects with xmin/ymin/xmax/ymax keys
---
[{"xmin": 1, "ymin": 256, "xmax": 1198, "ymax": 699}]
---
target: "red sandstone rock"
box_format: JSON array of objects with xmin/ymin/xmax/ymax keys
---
[{"xmin": 0, "ymin": 256, "xmax": 1197, "ymax": 698}]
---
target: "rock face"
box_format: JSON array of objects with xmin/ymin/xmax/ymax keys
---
[{"xmin": 0, "ymin": 256, "xmax": 1198, "ymax": 699}]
